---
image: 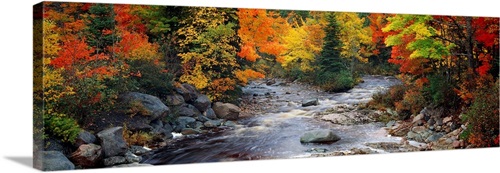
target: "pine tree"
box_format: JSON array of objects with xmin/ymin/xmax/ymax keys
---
[
  {"xmin": 86, "ymin": 4, "xmax": 119, "ymax": 55},
  {"xmin": 318, "ymin": 13, "xmax": 344, "ymax": 73}
]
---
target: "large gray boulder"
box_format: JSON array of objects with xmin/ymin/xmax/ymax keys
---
[
  {"xmin": 193, "ymin": 94, "xmax": 211, "ymax": 112},
  {"xmin": 42, "ymin": 151, "xmax": 75, "ymax": 171},
  {"xmin": 175, "ymin": 83, "xmax": 199, "ymax": 102},
  {"xmin": 212, "ymin": 102, "xmax": 240, "ymax": 120},
  {"xmin": 302, "ymin": 98, "xmax": 319, "ymax": 107},
  {"xmin": 97, "ymin": 127, "xmax": 128, "ymax": 158},
  {"xmin": 88, "ymin": 92, "xmax": 171, "ymax": 132},
  {"xmin": 70, "ymin": 143, "xmax": 102, "ymax": 168},
  {"xmin": 300, "ymin": 130, "xmax": 341, "ymax": 143},
  {"xmin": 164, "ymin": 94, "xmax": 185, "ymax": 106},
  {"xmin": 74, "ymin": 130, "xmax": 97, "ymax": 148},
  {"xmin": 119, "ymin": 92, "xmax": 169, "ymax": 120}
]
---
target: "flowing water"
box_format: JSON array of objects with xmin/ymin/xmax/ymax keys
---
[{"xmin": 143, "ymin": 75, "xmax": 421, "ymax": 165}]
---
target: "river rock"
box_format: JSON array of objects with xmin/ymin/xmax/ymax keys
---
[
  {"xmin": 300, "ymin": 130, "xmax": 341, "ymax": 143},
  {"xmin": 42, "ymin": 151, "xmax": 75, "ymax": 171},
  {"xmin": 204, "ymin": 119, "xmax": 223, "ymax": 128},
  {"xmin": 176, "ymin": 116, "xmax": 196, "ymax": 129},
  {"xmin": 163, "ymin": 123, "xmax": 174, "ymax": 133},
  {"xmin": 129, "ymin": 145, "xmax": 151, "ymax": 156},
  {"xmin": 175, "ymin": 83, "xmax": 199, "ymax": 102},
  {"xmin": 125, "ymin": 151, "xmax": 142, "ymax": 163},
  {"xmin": 193, "ymin": 94, "xmax": 211, "ymax": 112},
  {"xmin": 103, "ymin": 156, "xmax": 127, "ymax": 167},
  {"xmin": 177, "ymin": 104, "xmax": 202, "ymax": 117},
  {"xmin": 213, "ymin": 102, "xmax": 240, "ymax": 120},
  {"xmin": 70, "ymin": 144, "xmax": 102, "ymax": 168},
  {"xmin": 118, "ymin": 92, "xmax": 169, "ymax": 120},
  {"xmin": 97, "ymin": 127, "xmax": 128, "ymax": 158},
  {"xmin": 224, "ymin": 120, "xmax": 237, "ymax": 127},
  {"xmin": 412, "ymin": 114, "xmax": 424, "ymax": 123},
  {"xmin": 181, "ymin": 128, "xmax": 201, "ymax": 135},
  {"xmin": 302, "ymin": 98, "xmax": 319, "ymax": 107},
  {"xmin": 443, "ymin": 116, "xmax": 452, "ymax": 124},
  {"xmin": 203, "ymin": 108, "xmax": 217, "ymax": 119},
  {"xmin": 164, "ymin": 94, "xmax": 185, "ymax": 106},
  {"xmin": 44, "ymin": 138, "xmax": 72, "ymax": 155},
  {"xmin": 74, "ymin": 130, "xmax": 97, "ymax": 148},
  {"xmin": 386, "ymin": 120, "xmax": 396, "ymax": 128},
  {"xmin": 425, "ymin": 133, "xmax": 445, "ymax": 143}
]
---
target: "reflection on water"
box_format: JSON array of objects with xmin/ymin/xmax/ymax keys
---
[{"xmin": 143, "ymin": 75, "xmax": 412, "ymax": 165}]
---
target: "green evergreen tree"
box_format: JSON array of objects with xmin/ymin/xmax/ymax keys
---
[
  {"xmin": 318, "ymin": 13, "xmax": 345, "ymax": 73},
  {"xmin": 86, "ymin": 4, "xmax": 119, "ymax": 55}
]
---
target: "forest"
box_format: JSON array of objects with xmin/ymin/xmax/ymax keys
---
[{"xmin": 34, "ymin": 1, "xmax": 498, "ymax": 158}]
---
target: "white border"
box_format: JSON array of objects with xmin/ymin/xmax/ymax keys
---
[{"xmin": 0, "ymin": 0, "xmax": 498, "ymax": 173}]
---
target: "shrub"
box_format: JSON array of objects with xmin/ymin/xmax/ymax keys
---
[
  {"xmin": 127, "ymin": 59, "xmax": 174, "ymax": 99},
  {"xmin": 122, "ymin": 125, "xmax": 153, "ymax": 146},
  {"xmin": 368, "ymin": 84, "xmax": 406, "ymax": 109},
  {"xmin": 43, "ymin": 113, "xmax": 82, "ymax": 143},
  {"xmin": 315, "ymin": 70, "xmax": 354, "ymax": 92},
  {"xmin": 460, "ymin": 80, "xmax": 499, "ymax": 147},
  {"xmin": 423, "ymin": 75, "xmax": 460, "ymax": 108},
  {"xmin": 394, "ymin": 89, "xmax": 426, "ymax": 119}
]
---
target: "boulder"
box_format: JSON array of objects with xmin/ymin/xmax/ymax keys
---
[
  {"xmin": 175, "ymin": 83, "xmax": 199, "ymax": 102},
  {"xmin": 118, "ymin": 92, "xmax": 169, "ymax": 120},
  {"xmin": 70, "ymin": 144, "xmax": 102, "ymax": 168},
  {"xmin": 97, "ymin": 127, "xmax": 128, "ymax": 158},
  {"xmin": 223, "ymin": 121, "xmax": 237, "ymax": 127},
  {"xmin": 443, "ymin": 116, "xmax": 453, "ymax": 124},
  {"xmin": 203, "ymin": 108, "xmax": 217, "ymax": 119},
  {"xmin": 44, "ymin": 138, "xmax": 72, "ymax": 156},
  {"xmin": 74, "ymin": 130, "xmax": 97, "ymax": 148},
  {"xmin": 163, "ymin": 123, "xmax": 174, "ymax": 133},
  {"xmin": 103, "ymin": 156, "xmax": 127, "ymax": 167},
  {"xmin": 42, "ymin": 151, "xmax": 75, "ymax": 171},
  {"xmin": 195, "ymin": 114, "xmax": 211, "ymax": 122},
  {"xmin": 302, "ymin": 98, "xmax": 319, "ymax": 107},
  {"xmin": 412, "ymin": 114, "xmax": 424, "ymax": 123},
  {"xmin": 193, "ymin": 94, "xmax": 211, "ymax": 112},
  {"xmin": 181, "ymin": 128, "xmax": 201, "ymax": 135},
  {"xmin": 204, "ymin": 119, "xmax": 223, "ymax": 128},
  {"xmin": 300, "ymin": 130, "xmax": 341, "ymax": 143},
  {"xmin": 129, "ymin": 145, "xmax": 151, "ymax": 156},
  {"xmin": 174, "ymin": 116, "xmax": 196, "ymax": 132},
  {"xmin": 125, "ymin": 151, "xmax": 142, "ymax": 163},
  {"xmin": 212, "ymin": 102, "xmax": 240, "ymax": 120},
  {"xmin": 149, "ymin": 119, "xmax": 163, "ymax": 129},
  {"xmin": 164, "ymin": 94, "xmax": 185, "ymax": 106},
  {"xmin": 386, "ymin": 120, "xmax": 396, "ymax": 128},
  {"xmin": 87, "ymin": 92, "xmax": 171, "ymax": 132},
  {"xmin": 425, "ymin": 133, "xmax": 445, "ymax": 143},
  {"xmin": 177, "ymin": 104, "xmax": 202, "ymax": 117}
]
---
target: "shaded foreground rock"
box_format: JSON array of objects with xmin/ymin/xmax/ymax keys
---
[
  {"xmin": 213, "ymin": 102, "xmax": 240, "ymax": 120},
  {"xmin": 42, "ymin": 151, "xmax": 75, "ymax": 171},
  {"xmin": 300, "ymin": 130, "xmax": 340, "ymax": 143},
  {"xmin": 70, "ymin": 144, "xmax": 102, "ymax": 168},
  {"xmin": 97, "ymin": 127, "xmax": 128, "ymax": 158}
]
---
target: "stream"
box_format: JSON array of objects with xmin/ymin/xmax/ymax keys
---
[{"xmin": 143, "ymin": 75, "xmax": 423, "ymax": 165}]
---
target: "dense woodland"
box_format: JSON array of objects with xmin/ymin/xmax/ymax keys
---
[{"xmin": 34, "ymin": 2, "xmax": 498, "ymax": 149}]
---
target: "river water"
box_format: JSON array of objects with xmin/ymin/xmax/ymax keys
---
[{"xmin": 143, "ymin": 75, "xmax": 420, "ymax": 165}]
